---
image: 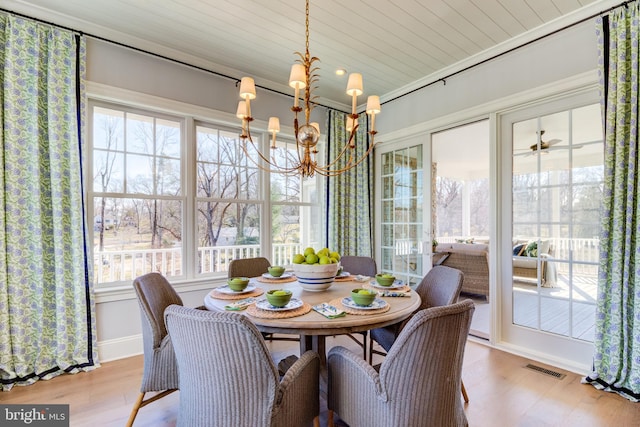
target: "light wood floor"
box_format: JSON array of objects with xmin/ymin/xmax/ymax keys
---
[{"xmin": 1, "ymin": 336, "xmax": 639, "ymax": 426}]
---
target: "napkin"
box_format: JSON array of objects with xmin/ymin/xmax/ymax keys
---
[
  {"xmin": 376, "ymin": 290, "xmax": 410, "ymax": 297},
  {"xmin": 313, "ymin": 303, "xmax": 346, "ymax": 318},
  {"xmin": 224, "ymin": 297, "xmax": 256, "ymax": 311}
]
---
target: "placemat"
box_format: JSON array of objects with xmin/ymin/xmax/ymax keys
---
[
  {"xmin": 329, "ymin": 297, "xmax": 391, "ymax": 315},
  {"xmin": 210, "ymin": 287, "xmax": 265, "ymax": 300},
  {"xmin": 362, "ymin": 282, "xmax": 412, "ymax": 293},
  {"xmin": 334, "ymin": 275, "xmax": 356, "ymax": 282},
  {"xmin": 246, "ymin": 301, "xmax": 312, "ymax": 319},
  {"xmin": 256, "ymin": 276, "xmax": 297, "ymax": 284}
]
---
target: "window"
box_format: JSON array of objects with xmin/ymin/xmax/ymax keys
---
[
  {"xmin": 89, "ymin": 101, "xmax": 323, "ymax": 287},
  {"xmin": 91, "ymin": 104, "xmax": 183, "ymax": 285},
  {"xmin": 195, "ymin": 123, "xmax": 261, "ymax": 274}
]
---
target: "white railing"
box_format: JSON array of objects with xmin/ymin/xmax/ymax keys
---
[
  {"xmin": 94, "ymin": 243, "xmax": 302, "ymax": 284},
  {"xmin": 436, "ymin": 235, "xmax": 600, "ymax": 275}
]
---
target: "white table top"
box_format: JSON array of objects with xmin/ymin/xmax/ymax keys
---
[{"xmin": 204, "ymin": 277, "xmax": 421, "ymax": 336}]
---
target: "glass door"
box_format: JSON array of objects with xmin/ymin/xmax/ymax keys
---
[
  {"xmin": 377, "ymin": 144, "xmax": 426, "ymax": 287},
  {"xmin": 500, "ymin": 92, "xmax": 603, "ymax": 370}
]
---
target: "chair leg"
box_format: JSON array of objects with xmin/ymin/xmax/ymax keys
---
[
  {"xmin": 126, "ymin": 392, "xmax": 145, "ymax": 427},
  {"xmin": 327, "ymin": 410, "xmax": 334, "ymax": 427},
  {"xmin": 461, "ymin": 380, "xmax": 469, "ymax": 403},
  {"xmin": 126, "ymin": 389, "xmax": 177, "ymax": 427}
]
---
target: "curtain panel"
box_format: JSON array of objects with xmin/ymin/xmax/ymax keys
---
[
  {"xmin": 583, "ymin": 2, "xmax": 640, "ymax": 402},
  {"xmin": 0, "ymin": 13, "xmax": 98, "ymax": 390},
  {"xmin": 327, "ymin": 110, "xmax": 374, "ymax": 256}
]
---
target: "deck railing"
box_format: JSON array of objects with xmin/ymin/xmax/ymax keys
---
[
  {"xmin": 94, "ymin": 243, "xmax": 302, "ymax": 284},
  {"xmin": 437, "ymin": 236, "xmax": 600, "ymax": 275}
]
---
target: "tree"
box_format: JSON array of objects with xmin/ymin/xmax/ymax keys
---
[{"xmin": 93, "ymin": 112, "xmax": 122, "ymax": 251}]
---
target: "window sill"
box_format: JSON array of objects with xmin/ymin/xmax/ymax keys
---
[{"xmin": 94, "ymin": 277, "xmax": 226, "ymax": 303}]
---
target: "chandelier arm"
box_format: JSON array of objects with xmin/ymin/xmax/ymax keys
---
[
  {"xmin": 320, "ymin": 126, "xmax": 360, "ymax": 170},
  {"xmin": 314, "ymin": 133, "xmax": 377, "ymax": 176},
  {"xmin": 240, "ymin": 133, "xmax": 303, "ymax": 175}
]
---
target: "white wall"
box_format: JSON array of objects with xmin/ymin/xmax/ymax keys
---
[
  {"xmin": 89, "ymin": 21, "xmax": 599, "ymax": 362},
  {"xmin": 376, "ymin": 21, "xmax": 598, "ymax": 135}
]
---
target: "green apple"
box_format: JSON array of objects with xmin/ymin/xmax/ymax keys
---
[
  {"xmin": 292, "ymin": 254, "xmax": 305, "ymax": 264},
  {"xmin": 382, "ymin": 274, "xmax": 394, "ymax": 279},
  {"xmin": 304, "ymin": 247, "xmax": 316, "ymax": 256},
  {"xmin": 273, "ymin": 290, "xmax": 288, "ymax": 296},
  {"xmin": 358, "ymin": 289, "xmax": 371, "ymax": 295},
  {"xmin": 318, "ymin": 255, "xmax": 331, "ymax": 265},
  {"xmin": 306, "ymin": 253, "xmax": 319, "ymax": 264}
]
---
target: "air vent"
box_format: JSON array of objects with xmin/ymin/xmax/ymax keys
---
[{"xmin": 524, "ymin": 363, "xmax": 566, "ymax": 379}]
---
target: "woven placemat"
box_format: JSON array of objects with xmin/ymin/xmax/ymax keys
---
[
  {"xmin": 246, "ymin": 302, "xmax": 312, "ymax": 319},
  {"xmin": 256, "ymin": 276, "xmax": 297, "ymax": 284},
  {"xmin": 329, "ymin": 297, "xmax": 391, "ymax": 315},
  {"xmin": 334, "ymin": 275, "xmax": 356, "ymax": 282},
  {"xmin": 210, "ymin": 287, "xmax": 265, "ymax": 300},
  {"xmin": 362, "ymin": 282, "xmax": 411, "ymax": 293}
]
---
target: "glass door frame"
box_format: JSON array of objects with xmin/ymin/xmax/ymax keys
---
[
  {"xmin": 497, "ymin": 89, "xmax": 599, "ymax": 372},
  {"xmin": 374, "ymin": 137, "xmax": 431, "ymax": 287}
]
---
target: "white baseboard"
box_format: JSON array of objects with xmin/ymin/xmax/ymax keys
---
[{"xmin": 98, "ymin": 334, "xmax": 143, "ymax": 362}]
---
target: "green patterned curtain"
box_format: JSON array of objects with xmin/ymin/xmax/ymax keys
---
[
  {"xmin": 0, "ymin": 13, "xmax": 98, "ymax": 391},
  {"xmin": 327, "ymin": 110, "xmax": 374, "ymax": 256},
  {"xmin": 583, "ymin": 2, "xmax": 640, "ymax": 402}
]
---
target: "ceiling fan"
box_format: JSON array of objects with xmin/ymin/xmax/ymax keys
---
[{"xmin": 529, "ymin": 130, "xmax": 562, "ymax": 152}]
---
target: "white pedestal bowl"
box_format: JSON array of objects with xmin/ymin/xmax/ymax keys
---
[{"xmin": 293, "ymin": 263, "xmax": 340, "ymax": 291}]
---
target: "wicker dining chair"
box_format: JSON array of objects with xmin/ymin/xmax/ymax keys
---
[
  {"xmin": 328, "ymin": 299, "xmax": 475, "ymax": 427},
  {"xmin": 165, "ymin": 305, "xmax": 321, "ymax": 427},
  {"xmin": 228, "ymin": 256, "xmax": 272, "ymax": 279},
  {"xmin": 339, "ymin": 255, "xmax": 378, "ymax": 359},
  {"xmin": 228, "ymin": 256, "xmax": 298, "ymax": 343},
  {"xmin": 127, "ymin": 273, "xmax": 182, "ymax": 427},
  {"xmin": 368, "ymin": 265, "xmax": 470, "ymax": 402}
]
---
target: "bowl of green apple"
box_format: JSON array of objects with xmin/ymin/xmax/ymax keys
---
[
  {"xmin": 265, "ymin": 289, "xmax": 292, "ymax": 307},
  {"xmin": 350, "ymin": 288, "xmax": 377, "ymax": 307},
  {"xmin": 227, "ymin": 277, "xmax": 250, "ymax": 291},
  {"xmin": 375, "ymin": 273, "xmax": 396, "ymax": 287}
]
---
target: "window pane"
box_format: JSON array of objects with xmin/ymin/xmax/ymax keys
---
[
  {"xmin": 93, "ymin": 197, "xmax": 183, "ymax": 284},
  {"xmin": 197, "ymin": 201, "xmax": 261, "ymax": 274},
  {"xmin": 93, "ymin": 150, "xmax": 124, "ymax": 193}
]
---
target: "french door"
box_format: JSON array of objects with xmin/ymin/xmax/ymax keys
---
[
  {"xmin": 375, "ymin": 141, "xmax": 428, "ymax": 287},
  {"xmin": 499, "ymin": 90, "xmax": 602, "ymax": 371}
]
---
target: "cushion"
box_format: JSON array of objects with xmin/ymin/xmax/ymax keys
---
[
  {"xmin": 513, "ymin": 244, "xmax": 525, "ymax": 256},
  {"xmin": 524, "ymin": 241, "xmax": 538, "ymax": 257}
]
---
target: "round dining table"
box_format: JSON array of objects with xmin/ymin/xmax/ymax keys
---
[{"xmin": 204, "ymin": 276, "xmax": 421, "ymax": 366}]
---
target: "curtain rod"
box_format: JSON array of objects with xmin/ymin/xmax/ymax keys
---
[
  {"xmin": 381, "ymin": 0, "xmax": 632, "ymax": 106},
  {"xmin": 1, "ymin": 1, "xmax": 633, "ymax": 109}
]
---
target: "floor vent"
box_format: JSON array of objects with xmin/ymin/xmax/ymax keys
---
[{"xmin": 524, "ymin": 363, "xmax": 566, "ymax": 379}]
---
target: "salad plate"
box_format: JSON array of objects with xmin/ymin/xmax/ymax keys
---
[
  {"xmin": 256, "ymin": 297, "xmax": 303, "ymax": 311},
  {"xmin": 341, "ymin": 297, "xmax": 388, "ymax": 310},
  {"xmin": 261, "ymin": 272, "xmax": 294, "ymax": 280},
  {"xmin": 215, "ymin": 283, "xmax": 257, "ymax": 295},
  {"xmin": 369, "ymin": 279, "xmax": 405, "ymax": 290}
]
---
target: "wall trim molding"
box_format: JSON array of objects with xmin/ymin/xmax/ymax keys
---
[{"xmin": 98, "ymin": 334, "xmax": 143, "ymax": 363}]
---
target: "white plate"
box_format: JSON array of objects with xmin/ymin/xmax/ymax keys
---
[
  {"xmin": 369, "ymin": 279, "xmax": 405, "ymax": 290},
  {"xmin": 215, "ymin": 283, "xmax": 257, "ymax": 295},
  {"xmin": 256, "ymin": 297, "xmax": 303, "ymax": 311},
  {"xmin": 341, "ymin": 297, "xmax": 388, "ymax": 310},
  {"xmin": 261, "ymin": 272, "xmax": 294, "ymax": 280}
]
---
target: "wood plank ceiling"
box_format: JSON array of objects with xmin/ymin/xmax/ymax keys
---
[{"xmin": 2, "ymin": 0, "xmax": 617, "ymax": 110}]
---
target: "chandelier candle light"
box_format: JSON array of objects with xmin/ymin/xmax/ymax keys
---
[{"xmin": 235, "ymin": 0, "xmax": 381, "ymax": 178}]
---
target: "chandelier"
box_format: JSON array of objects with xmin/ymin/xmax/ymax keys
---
[{"xmin": 235, "ymin": 0, "xmax": 381, "ymax": 178}]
